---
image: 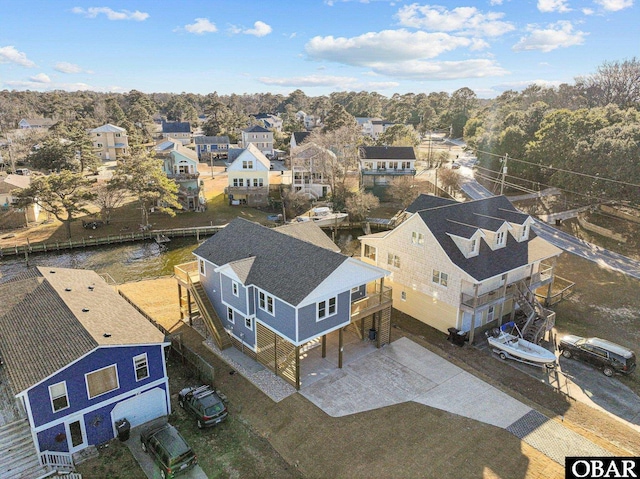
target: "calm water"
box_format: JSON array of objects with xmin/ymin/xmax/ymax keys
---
[
  {"xmin": 0, "ymin": 230, "xmax": 363, "ymax": 283},
  {"xmin": 0, "ymin": 237, "xmax": 199, "ymax": 284}
]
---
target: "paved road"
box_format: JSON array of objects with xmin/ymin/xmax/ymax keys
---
[{"xmin": 459, "ymin": 172, "xmax": 640, "ymax": 280}]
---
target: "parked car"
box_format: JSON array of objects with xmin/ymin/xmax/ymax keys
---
[
  {"xmin": 559, "ymin": 335, "xmax": 636, "ymax": 377},
  {"xmin": 140, "ymin": 423, "xmax": 197, "ymax": 479},
  {"xmin": 178, "ymin": 385, "xmax": 228, "ymax": 429}
]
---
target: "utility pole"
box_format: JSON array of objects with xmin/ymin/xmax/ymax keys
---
[{"xmin": 499, "ymin": 153, "xmax": 508, "ymax": 196}]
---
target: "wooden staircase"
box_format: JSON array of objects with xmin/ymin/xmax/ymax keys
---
[
  {"xmin": 515, "ymin": 281, "xmax": 550, "ymax": 344},
  {"xmin": 189, "ymin": 281, "xmax": 233, "ymax": 350},
  {"xmin": 0, "ymin": 420, "xmax": 47, "ymax": 479}
]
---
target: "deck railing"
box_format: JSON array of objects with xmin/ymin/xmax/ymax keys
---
[
  {"xmin": 40, "ymin": 450, "xmax": 74, "ymax": 473},
  {"xmin": 351, "ymin": 285, "xmax": 392, "ymax": 320}
]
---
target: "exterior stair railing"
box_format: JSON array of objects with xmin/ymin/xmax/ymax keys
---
[{"xmin": 186, "ymin": 273, "xmax": 232, "ymax": 350}]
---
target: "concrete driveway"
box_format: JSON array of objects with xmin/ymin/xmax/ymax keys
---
[{"xmin": 125, "ymin": 417, "xmax": 207, "ymax": 479}]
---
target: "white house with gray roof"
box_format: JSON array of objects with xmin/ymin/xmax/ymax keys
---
[
  {"xmin": 359, "ymin": 195, "xmax": 562, "ymax": 343},
  {"xmin": 181, "ymin": 218, "xmax": 392, "ymax": 389}
]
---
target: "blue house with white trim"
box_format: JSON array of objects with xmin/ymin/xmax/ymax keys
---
[
  {"xmin": 0, "ymin": 267, "xmax": 170, "ymax": 462},
  {"xmin": 181, "ymin": 218, "xmax": 392, "ymax": 389}
]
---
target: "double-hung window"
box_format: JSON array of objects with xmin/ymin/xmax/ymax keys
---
[
  {"xmin": 227, "ymin": 307, "xmax": 234, "ymax": 323},
  {"xmin": 317, "ymin": 296, "xmax": 337, "ymax": 320},
  {"xmin": 496, "ymin": 231, "xmax": 506, "ymax": 246},
  {"xmin": 232, "ymin": 281, "xmax": 239, "ymax": 297},
  {"xmin": 432, "ymin": 270, "xmax": 448, "ymax": 287},
  {"xmin": 86, "ymin": 365, "xmax": 119, "ymax": 399},
  {"xmin": 258, "ymin": 291, "xmax": 274, "ymax": 315},
  {"xmin": 49, "ymin": 381, "xmax": 69, "ymax": 412},
  {"xmin": 134, "ymin": 354, "xmax": 149, "ymax": 381},
  {"xmin": 387, "ymin": 253, "xmax": 400, "ymax": 268},
  {"xmin": 411, "ymin": 232, "xmax": 424, "ymax": 244}
]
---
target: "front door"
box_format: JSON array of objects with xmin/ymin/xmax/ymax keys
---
[{"xmin": 66, "ymin": 418, "xmax": 87, "ymax": 453}]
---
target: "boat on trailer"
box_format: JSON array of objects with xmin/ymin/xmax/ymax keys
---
[
  {"xmin": 294, "ymin": 207, "xmax": 348, "ymax": 227},
  {"xmin": 487, "ymin": 322, "xmax": 557, "ymax": 368}
]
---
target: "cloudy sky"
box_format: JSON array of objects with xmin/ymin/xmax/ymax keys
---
[{"xmin": 0, "ymin": 0, "xmax": 636, "ymax": 98}]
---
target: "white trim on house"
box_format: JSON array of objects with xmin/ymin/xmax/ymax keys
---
[
  {"xmin": 48, "ymin": 381, "xmax": 70, "ymax": 413},
  {"xmin": 133, "ymin": 353, "xmax": 149, "ymax": 382},
  {"xmin": 84, "ymin": 364, "xmax": 120, "ymax": 400}
]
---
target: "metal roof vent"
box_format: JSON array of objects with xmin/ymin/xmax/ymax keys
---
[
  {"xmin": 103, "ymin": 333, "xmax": 111, "ymax": 338},
  {"xmin": 82, "ymin": 308, "xmax": 90, "ymax": 313},
  {"xmin": 88, "ymin": 286, "xmax": 94, "ymax": 291},
  {"xmin": 65, "ymin": 288, "xmax": 72, "ymax": 292}
]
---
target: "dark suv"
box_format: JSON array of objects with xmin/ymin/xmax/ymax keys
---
[
  {"xmin": 559, "ymin": 335, "xmax": 636, "ymax": 377},
  {"xmin": 140, "ymin": 423, "xmax": 197, "ymax": 479},
  {"xmin": 178, "ymin": 385, "xmax": 228, "ymax": 429}
]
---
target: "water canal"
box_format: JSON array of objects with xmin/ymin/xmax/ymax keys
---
[{"xmin": 0, "ymin": 230, "xmax": 363, "ymax": 283}]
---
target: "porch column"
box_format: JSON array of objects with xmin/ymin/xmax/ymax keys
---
[
  {"xmin": 468, "ymin": 284, "xmax": 479, "ymax": 344},
  {"xmin": 321, "ymin": 334, "xmax": 327, "ymax": 358},
  {"xmin": 376, "ymin": 311, "xmax": 381, "ymax": 349},
  {"xmin": 338, "ymin": 328, "xmax": 344, "ymax": 369},
  {"xmin": 187, "ymin": 290, "xmax": 193, "ymax": 326},
  {"xmin": 178, "ymin": 283, "xmax": 183, "ymax": 320},
  {"xmin": 295, "ymin": 346, "xmax": 301, "ymax": 390}
]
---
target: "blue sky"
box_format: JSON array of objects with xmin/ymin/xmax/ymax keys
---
[{"xmin": 0, "ymin": 0, "xmax": 637, "ymax": 98}]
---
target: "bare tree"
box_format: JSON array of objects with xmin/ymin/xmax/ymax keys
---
[
  {"xmin": 577, "ymin": 57, "xmax": 640, "ymax": 109},
  {"xmin": 91, "ymin": 182, "xmax": 129, "ymax": 225},
  {"xmin": 438, "ymin": 169, "xmax": 461, "ymax": 195},
  {"xmin": 388, "ymin": 176, "xmax": 420, "ymax": 209},
  {"xmin": 345, "ymin": 191, "xmax": 379, "ymax": 222}
]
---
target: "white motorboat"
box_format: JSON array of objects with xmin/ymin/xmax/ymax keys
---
[
  {"xmin": 487, "ymin": 323, "xmax": 556, "ymax": 367},
  {"xmin": 295, "ymin": 207, "xmax": 348, "ymax": 227}
]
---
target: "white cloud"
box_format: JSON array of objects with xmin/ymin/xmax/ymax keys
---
[
  {"xmin": 244, "ymin": 21, "xmax": 272, "ymax": 37},
  {"xmin": 396, "ymin": 5, "xmax": 515, "ymax": 37},
  {"xmin": 54, "ymin": 62, "xmax": 87, "ymax": 74},
  {"xmin": 498, "ymin": 79, "xmax": 565, "ymax": 90},
  {"xmin": 29, "ymin": 73, "xmax": 51, "ymax": 83},
  {"xmin": 3, "ymin": 78, "xmax": 123, "ymax": 92},
  {"xmin": 582, "ymin": 8, "xmax": 595, "ymax": 14},
  {"xmin": 369, "ymin": 58, "xmax": 509, "ymax": 79},
  {"xmin": 306, "ymin": 30, "xmax": 476, "ymax": 66},
  {"xmin": 71, "ymin": 7, "xmax": 149, "ymax": 21},
  {"xmin": 489, "ymin": 0, "xmax": 504, "ymax": 4},
  {"xmin": 258, "ymin": 74, "xmax": 359, "ymax": 88},
  {"xmin": 364, "ymin": 81, "xmax": 401, "ymax": 90},
  {"xmin": 0, "ymin": 46, "xmax": 36, "ymax": 68},
  {"xmin": 512, "ymin": 21, "xmax": 587, "ymax": 52},
  {"xmin": 184, "ymin": 18, "xmax": 217, "ymax": 34},
  {"xmin": 537, "ymin": 0, "xmax": 572, "ymax": 13},
  {"xmin": 594, "ymin": 0, "xmax": 633, "ymax": 11}
]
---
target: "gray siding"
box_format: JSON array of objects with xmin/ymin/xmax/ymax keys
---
[
  {"xmin": 248, "ymin": 287, "xmax": 256, "ymax": 316},
  {"xmin": 220, "ymin": 274, "xmax": 247, "ymax": 314},
  {"xmin": 297, "ymin": 291, "xmax": 350, "ymax": 343},
  {"xmin": 256, "ymin": 296, "xmax": 296, "ymax": 341},
  {"xmin": 350, "ymin": 284, "xmax": 366, "ymax": 302}
]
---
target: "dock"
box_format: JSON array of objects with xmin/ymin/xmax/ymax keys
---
[{"xmin": 0, "ymin": 225, "xmax": 223, "ymax": 258}]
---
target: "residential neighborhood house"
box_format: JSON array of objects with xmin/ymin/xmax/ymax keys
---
[
  {"xmin": 161, "ymin": 121, "xmax": 192, "ymax": 145},
  {"xmin": 253, "ymin": 113, "xmax": 283, "ymax": 132},
  {"xmin": 155, "ymin": 139, "xmax": 204, "ymax": 211},
  {"xmin": 359, "ymin": 146, "xmax": 417, "ymax": 187},
  {"xmin": 287, "ymin": 142, "xmax": 333, "ymax": 200},
  {"xmin": 18, "ymin": 118, "xmax": 56, "ymax": 129},
  {"xmin": 89, "ymin": 124, "xmax": 129, "ymax": 161},
  {"xmin": 174, "ymin": 218, "xmax": 392, "ymax": 389},
  {"xmin": 225, "ymin": 143, "xmax": 270, "ymax": 207},
  {"xmin": 240, "ymin": 125, "xmax": 274, "ymax": 157},
  {"xmin": 0, "ymin": 173, "xmax": 41, "ymax": 225},
  {"xmin": 194, "ymin": 135, "xmax": 230, "ymax": 161},
  {"xmin": 0, "ymin": 267, "xmax": 170, "ymax": 474},
  {"xmin": 290, "ymin": 131, "xmax": 310, "ymax": 150},
  {"xmin": 359, "ymin": 194, "xmax": 562, "ymax": 343}
]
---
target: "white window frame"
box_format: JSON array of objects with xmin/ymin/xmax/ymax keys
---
[
  {"xmin": 232, "ymin": 281, "xmax": 239, "ymax": 297},
  {"xmin": 401, "ymin": 291, "xmax": 407, "ymax": 301},
  {"xmin": 258, "ymin": 291, "xmax": 275, "ymax": 315},
  {"xmin": 411, "ymin": 232, "xmax": 424, "ymax": 245},
  {"xmin": 470, "ymin": 238, "xmax": 478, "ymax": 254},
  {"xmin": 85, "ymin": 364, "xmax": 119, "ymax": 400},
  {"xmin": 317, "ymin": 296, "xmax": 337, "ymax": 321},
  {"xmin": 521, "ymin": 224, "xmax": 528, "ymax": 239},
  {"xmin": 364, "ymin": 244, "xmax": 376, "ymax": 261},
  {"xmin": 49, "ymin": 381, "xmax": 69, "ymax": 413},
  {"xmin": 387, "ymin": 253, "xmax": 400, "ymax": 268},
  {"xmin": 133, "ymin": 353, "xmax": 149, "ymax": 382},
  {"xmin": 245, "ymin": 317, "xmax": 253, "ymax": 330},
  {"xmin": 432, "ymin": 270, "xmax": 449, "ymax": 288},
  {"xmin": 496, "ymin": 231, "xmax": 506, "ymax": 246},
  {"xmin": 199, "ymin": 259, "xmax": 206, "ymax": 276},
  {"xmin": 351, "ymin": 286, "xmax": 359, "ymax": 294},
  {"xmin": 227, "ymin": 307, "xmax": 235, "ymax": 323}
]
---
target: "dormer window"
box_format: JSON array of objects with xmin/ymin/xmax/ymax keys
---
[
  {"xmin": 471, "ymin": 238, "xmax": 478, "ymax": 254},
  {"xmin": 496, "ymin": 231, "xmax": 506, "ymax": 247},
  {"xmin": 521, "ymin": 224, "xmax": 529, "ymax": 240}
]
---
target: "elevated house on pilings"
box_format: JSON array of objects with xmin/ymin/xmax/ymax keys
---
[
  {"xmin": 174, "ymin": 218, "xmax": 392, "ymax": 390},
  {"xmin": 359, "ymin": 194, "xmax": 563, "ymax": 344}
]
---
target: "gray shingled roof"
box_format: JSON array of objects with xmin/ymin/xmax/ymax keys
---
[
  {"xmin": 162, "ymin": 121, "xmax": 191, "ymax": 133},
  {"xmin": 194, "ymin": 136, "xmax": 230, "ymax": 145},
  {"xmin": 406, "ymin": 194, "xmax": 457, "ymax": 213},
  {"xmin": 243, "ymin": 125, "xmax": 270, "ymax": 133},
  {"xmin": 292, "ymin": 132, "xmax": 310, "ymax": 144},
  {"xmin": 0, "ymin": 267, "xmax": 166, "ymax": 394},
  {"xmin": 416, "ymin": 196, "xmax": 538, "ymax": 281},
  {"xmin": 359, "ymin": 146, "xmax": 416, "ymax": 160},
  {"xmin": 193, "ymin": 218, "xmax": 347, "ymax": 305}
]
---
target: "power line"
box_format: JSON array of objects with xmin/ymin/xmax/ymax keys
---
[{"xmin": 472, "ymin": 148, "xmax": 640, "ymax": 189}]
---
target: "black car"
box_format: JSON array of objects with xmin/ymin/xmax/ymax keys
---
[
  {"xmin": 178, "ymin": 385, "xmax": 228, "ymax": 429},
  {"xmin": 140, "ymin": 423, "xmax": 197, "ymax": 479},
  {"xmin": 559, "ymin": 335, "xmax": 636, "ymax": 377}
]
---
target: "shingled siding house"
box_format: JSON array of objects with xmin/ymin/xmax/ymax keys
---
[
  {"xmin": 161, "ymin": 121, "xmax": 192, "ymax": 145},
  {"xmin": 177, "ymin": 218, "xmax": 391, "ymax": 389},
  {"xmin": 359, "ymin": 195, "xmax": 562, "ymax": 343},
  {"xmin": 0, "ymin": 267, "xmax": 170, "ymax": 463},
  {"xmin": 155, "ymin": 140, "xmax": 203, "ymax": 211},
  {"xmin": 359, "ymin": 146, "xmax": 416, "ymax": 187},
  {"xmin": 194, "ymin": 135, "xmax": 230, "ymax": 160}
]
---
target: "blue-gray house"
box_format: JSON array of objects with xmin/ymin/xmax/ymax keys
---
[
  {"xmin": 177, "ymin": 218, "xmax": 392, "ymax": 389},
  {"xmin": 0, "ymin": 267, "xmax": 170, "ymax": 465}
]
